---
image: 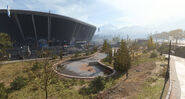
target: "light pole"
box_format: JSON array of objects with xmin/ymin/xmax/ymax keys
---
[
  {"xmin": 167, "ymin": 36, "xmax": 172, "ymax": 80},
  {"xmin": 160, "ymin": 36, "xmax": 173, "ymax": 99}
]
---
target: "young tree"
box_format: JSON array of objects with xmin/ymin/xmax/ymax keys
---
[
  {"xmin": 35, "ymin": 50, "xmax": 55, "ymax": 99},
  {"xmin": 129, "ymin": 41, "xmax": 138, "ymax": 61},
  {"xmin": 0, "ymin": 33, "xmax": 12, "ymax": 59},
  {"xmin": 169, "ymin": 29, "xmax": 184, "ymax": 44},
  {"xmin": 93, "ymin": 46, "xmax": 98, "ymax": 53},
  {"xmin": 147, "ymin": 36, "xmax": 155, "ymax": 50},
  {"xmin": 107, "ymin": 48, "xmax": 113, "ymax": 64},
  {"xmin": 102, "ymin": 39, "xmax": 108, "ymax": 52},
  {"xmin": 36, "ymin": 60, "xmax": 55, "ymax": 99},
  {"xmin": 114, "ymin": 40, "xmax": 131, "ymax": 77}
]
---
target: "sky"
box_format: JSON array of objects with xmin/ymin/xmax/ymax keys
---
[{"xmin": 1, "ymin": 0, "xmax": 185, "ymax": 31}]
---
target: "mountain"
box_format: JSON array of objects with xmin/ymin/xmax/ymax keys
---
[{"xmin": 95, "ymin": 24, "xmax": 152, "ymax": 39}]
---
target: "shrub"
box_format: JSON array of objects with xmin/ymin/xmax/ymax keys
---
[
  {"xmin": 80, "ymin": 76, "xmax": 105, "ymax": 95},
  {"xmin": 150, "ymin": 52, "xmax": 157, "ymax": 58},
  {"xmin": 31, "ymin": 62, "xmax": 42, "ymax": 71},
  {"xmin": 10, "ymin": 76, "xmax": 27, "ymax": 90},
  {"xmin": 89, "ymin": 76, "xmax": 105, "ymax": 93},
  {"xmin": 0, "ymin": 83, "xmax": 8, "ymax": 99}
]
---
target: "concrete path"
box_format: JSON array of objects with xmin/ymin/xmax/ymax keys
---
[{"xmin": 170, "ymin": 56, "xmax": 185, "ymax": 99}]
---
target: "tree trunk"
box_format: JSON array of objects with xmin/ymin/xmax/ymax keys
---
[
  {"xmin": 45, "ymin": 79, "xmax": 48, "ymax": 99},
  {"xmin": 44, "ymin": 64, "xmax": 48, "ymax": 99}
]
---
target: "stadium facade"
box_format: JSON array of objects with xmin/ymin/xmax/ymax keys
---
[{"xmin": 0, "ymin": 9, "xmax": 96, "ymax": 47}]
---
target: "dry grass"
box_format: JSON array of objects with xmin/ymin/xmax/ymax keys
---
[{"xmin": 0, "ymin": 61, "xmax": 34, "ymax": 86}]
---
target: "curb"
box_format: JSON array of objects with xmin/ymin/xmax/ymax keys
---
[{"xmin": 52, "ymin": 53, "xmax": 116, "ymax": 79}]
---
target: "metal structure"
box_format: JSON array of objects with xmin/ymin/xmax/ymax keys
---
[{"xmin": 0, "ymin": 9, "xmax": 96, "ymax": 47}]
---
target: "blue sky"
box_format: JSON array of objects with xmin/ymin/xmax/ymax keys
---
[{"xmin": 1, "ymin": 0, "xmax": 185, "ymax": 30}]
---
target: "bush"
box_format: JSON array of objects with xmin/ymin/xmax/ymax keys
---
[
  {"xmin": 10, "ymin": 76, "xmax": 27, "ymax": 90},
  {"xmin": 89, "ymin": 76, "xmax": 105, "ymax": 93},
  {"xmin": 31, "ymin": 62, "xmax": 42, "ymax": 71},
  {"xmin": 150, "ymin": 52, "xmax": 157, "ymax": 58},
  {"xmin": 0, "ymin": 83, "xmax": 8, "ymax": 99},
  {"xmin": 79, "ymin": 76, "xmax": 105, "ymax": 95}
]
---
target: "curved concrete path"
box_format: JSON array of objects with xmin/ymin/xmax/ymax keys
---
[{"xmin": 170, "ymin": 56, "xmax": 185, "ymax": 99}]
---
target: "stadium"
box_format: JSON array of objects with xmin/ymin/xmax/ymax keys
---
[{"xmin": 0, "ymin": 9, "xmax": 96, "ymax": 47}]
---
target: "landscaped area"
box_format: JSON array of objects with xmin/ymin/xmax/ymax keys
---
[
  {"xmin": 0, "ymin": 32, "xmax": 169, "ymax": 99},
  {"xmin": 0, "ymin": 50, "xmax": 168, "ymax": 99}
]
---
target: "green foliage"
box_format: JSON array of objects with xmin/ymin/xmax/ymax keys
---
[
  {"xmin": 0, "ymin": 33, "xmax": 12, "ymax": 59},
  {"xmin": 31, "ymin": 62, "xmax": 42, "ymax": 71},
  {"xmin": 0, "ymin": 83, "xmax": 8, "ymax": 99},
  {"xmin": 36, "ymin": 60, "xmax": 55, "ymax": 99},
  {"xmin": 89, "ymin": 76, "xmax": 105, "ymax": 93},
  {"xmin": 105, "ymin": 48, "xmax": 113, "ymax": 64},
  {"xmin": 102, "ymin": 39, "xmax": 110, "ymax": 53},
  {"xmin": 147, "ymin": 36, "xmax": 155, "ymax": 50},
  {"xmin": 129, "ymin": 41, "xmax": 139, "ymax": 61},
  {"xmin": 114, "ymin": 40, "xmax": 131, "ymax": 72},
  {"xmin": 10, "ymin": 76, "xmax": 27, "ymax": 90},
  {"xmin": 80, "ymin": 76, "xmax": 105, "ymax": 94},
  {"xmin": 150, "ymin": 52, "xmax": 157, "ymax": 58},
  {"xmin": 93, "ymin": 46, "xmax": 98, "ymax": 53}
]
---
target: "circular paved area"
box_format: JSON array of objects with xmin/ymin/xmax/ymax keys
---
[{"xmin": 57, "ymin": 53, "xmax": 110, "ymax": 77}]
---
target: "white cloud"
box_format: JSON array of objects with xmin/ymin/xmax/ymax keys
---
[
  {"xmin": 1, "ymin": 0, "xmax": 185, "ymax": 32},
  {"xmin": 101, "ymin": 0, "xmax": 185, "ymax": 26},
  {"xmin": 0, "ymin": 0, "xmax": 13, "ymax": 9}
]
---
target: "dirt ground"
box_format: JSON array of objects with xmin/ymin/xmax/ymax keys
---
[{"xmin": 97, "ymin": 61, "xmax": 162, "ymax": 99}]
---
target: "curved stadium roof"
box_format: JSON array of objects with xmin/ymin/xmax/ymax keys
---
[{"xmin": 0, "ymin": 9, "xmax": 96, "ymax": 46}]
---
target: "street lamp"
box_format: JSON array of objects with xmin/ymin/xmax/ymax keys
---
[
  {"xmin": 167, "ymin": 36, "xmax": 172, "ymax": 79},
  {"xmin": 160, "ymin": 36, "xmax": 173, "ymax": 99}
]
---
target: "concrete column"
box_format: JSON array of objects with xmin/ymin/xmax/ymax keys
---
[
  {"xmin": 75, "ymin": 25, "xmax": 82, "ymax": 40},
  {"xmin": 86, "ymin": 28, "xmax": 92, "ymax": 42},
  {"xmin": 48, "ymin": 14, "xmax": 51, "ymax": 40},
  {"xmin": 31, "ymin": 15, "xmax": 37, "ymax": 41},
  {"xmin": 14, "ymin": 13, "xmax": 25, "ymax": 41},
  {"xmin": 70, "ymin": 23, "xmax": 77, "ymax": 44}
]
